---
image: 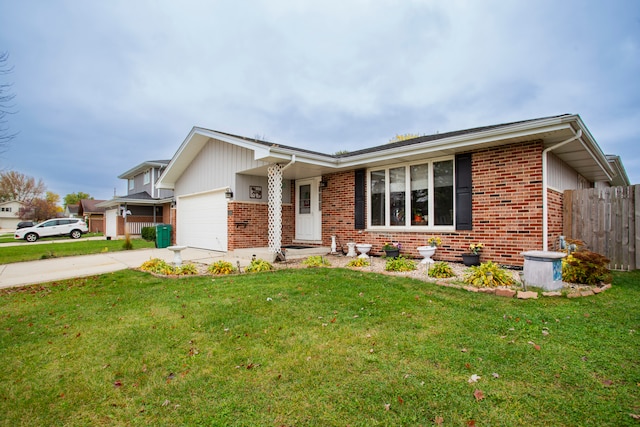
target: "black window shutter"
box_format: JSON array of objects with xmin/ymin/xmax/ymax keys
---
[
  {"xmin": 455, "ymin": 153, "xmax": 473, "ymax": 230},
  {"xmin": 354, "ymin": 169, "xmax": 366, "ymax": 229}
]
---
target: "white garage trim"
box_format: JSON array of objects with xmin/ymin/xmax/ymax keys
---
[{"xmin": 177, "ymin": 188, "xmax": 228, "ymax": 251}]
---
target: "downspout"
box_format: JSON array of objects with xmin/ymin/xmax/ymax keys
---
[
  {"xmin": 542, "ymin": 129, "xmax": 582, "ymax": 251},
  {"xmin": 281, "ymin": 154, "xmax": 296, "ymax": 172}
]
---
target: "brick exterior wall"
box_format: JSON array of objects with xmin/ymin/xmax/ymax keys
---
[
  {"xmin": 319, "ymin": 140, "xmax": 557, "ymax": 267},
  {"xmin": 226, "ymin": 201, "xmax": 294, "ymax": 250}
]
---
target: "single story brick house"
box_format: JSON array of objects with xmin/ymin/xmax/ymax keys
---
[{"xmin": 156, "ymin": 114, "xmax": 628, "ymax": 266}]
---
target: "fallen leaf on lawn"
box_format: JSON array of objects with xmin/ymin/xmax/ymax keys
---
[
  {"xmin": 492, "ymin": 372, "xmax": 500, "ymax": 378},
  {"xmin": 384, "ymin": 403, "xmax": 391, "ymax": 411},
  {"xmin": 461, "ymin": 347, "xmax": 467, "ymax": 352},
  {"xmin": 534, "ymin": 344, "xmax": 541, "ymax": 351},
  {"xmin": 397, "ymin": 396, "xmax": 404, "ymax": 405},
  {"xmin": 473, "ymin": 389, "xmax": 485, "ymax": 401},
  {"xmin": 162, "ymin": 399, "xmax": 170, "ymax": 407},
  {"xmin": 434, "ymin": 415, "xmax": 444, "ymax": 425},
  {"xmin": 467, "ymin": 420, "xmax": 476, "ymax": 426},
  {"xmin": 629, "ymin": 413, "xmax": 640, "ymax": 419},
  {"xmin": 468, "ymin": 374, "xmax": 481, "ymax": 383},
  {"xmin": 113, "ymin": 380, "xmax": 123, "ymax": 388},
  {"xmin": 602, "ymin": 379, "xmax": 613, "ymax": 386}
]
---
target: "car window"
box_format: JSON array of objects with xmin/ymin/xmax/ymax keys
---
[
  {"xmin": 59, "ymin": 219, "xmax": 72, "ymax": 225},
  {"xmin": 39, "ymin": 220, "xmax": 58, "ymax": 227}
]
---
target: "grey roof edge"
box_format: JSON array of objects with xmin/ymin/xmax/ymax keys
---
[{"xmin": 117, "ymin": 160, "xmax": 171, "ymax": 179}]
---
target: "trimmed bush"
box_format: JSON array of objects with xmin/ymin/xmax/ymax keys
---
[{"xmin": 141, "ymin": 227, "xmax": 156, "ymax": 242}]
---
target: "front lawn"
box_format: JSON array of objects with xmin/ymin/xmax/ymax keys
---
[
  {"xmin": 0, "ymin": 238, "xmax": 156, "ymax": 264},
  {"xmin": 0, "ymin": 268, "xmax": 638, "ymax": 426}
]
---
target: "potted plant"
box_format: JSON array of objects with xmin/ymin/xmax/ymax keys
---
[
  {"xmin": 462, "ymin": 242, "xmax": 483, "ymax": 266},
  {"xmin": 382, "ymin": 242, "xmax": 401, "ymax": 258},
  {"xmin": 417, "ymin": 236, "xmax": 441, "ymax": 264}
]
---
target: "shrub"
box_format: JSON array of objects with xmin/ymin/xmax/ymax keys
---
[
  {"xmin": 428, "ymin": 261, "xmax": 455, "ymax": 278},
  {"xmin": 562, "ymin": 250, "xmax": 612, "ymax": 285},
  {"xmin": 463, "ymin": 261, "xmax": 515, "ymax": 288},
  {"xmin": 208, "ymin": 260, "xmax": 237, "ymax": 275},
  {"xmin": 346, "ymin": 258, "xmax": 370, "ymax": 268},
  {"xmin": 141, "ymin": 227, "xmax": 156, "ymax": 242},
  {"xmin": 140, "ymin": 258, "xmax": 176, "ymax": 275},
  {"xmin": 245, "ymin": 258, "xmax": 274, "ymax": 273},
  {"xmin": 302, "ymin": 255, "xmax": 331, "ymax": 268},
  {"xmin": 122, "ymin": 233, "xmax": 133, "ymax": 250},
  {"xmin": 385, "ymin": 256, "xmax": 416, "ymax": 272},
  {"xmin": 177, "ymin": 264, "xmax": 199, "ymax": 275}
]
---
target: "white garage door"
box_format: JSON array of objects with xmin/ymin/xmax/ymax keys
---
[{"xmin": 177, "ymin": 189, "xmax": 228, "ymax": 251}]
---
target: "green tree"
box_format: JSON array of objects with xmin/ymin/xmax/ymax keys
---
[{"xmin": 63, "ymin": 192, "xmax": 92, "ymax": 207}]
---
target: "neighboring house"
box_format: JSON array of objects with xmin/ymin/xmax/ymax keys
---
[
  {"xmin": 0, "ymin": 200, "xmax": 24, "ymax": 230},
  {"xmin": 64, "ymin": 204, "xmax": 80, "ymax": 218},
  {"xmin": 153, "ymin": 114, "xmax": 628, "ymax": 267},
  {"xmin": 98, "ymin": 160, "xmax": 174, "ymax": 238},
  {"xmin": 79, "ymin": 199, "xmax": 106, "ymax": 233}
]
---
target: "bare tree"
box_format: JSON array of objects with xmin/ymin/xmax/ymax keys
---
[
  {"xmin": 0, "ymin": 51, "xmax": 17, "ymax": 153},
  {"xmin": 0, "ymin": 170, "xmax": 45, "ymax": 203}
]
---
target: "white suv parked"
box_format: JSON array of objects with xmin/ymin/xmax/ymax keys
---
[{"xmin": 14, "ymin": 218, "xmax": 89, "ymax": 242}]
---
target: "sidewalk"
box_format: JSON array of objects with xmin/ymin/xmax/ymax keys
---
[{"xmin": 0, "ymin": 246, "xmax": 229, "ymax": 289}]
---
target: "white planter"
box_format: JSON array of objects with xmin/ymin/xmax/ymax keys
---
[
  {"xmin": 355, "ymin": 243, "xmax": 372, "ymax": 258},
  {"xmin": 417, "ymin": 246, "xmax": 436, "ymax": 264}
]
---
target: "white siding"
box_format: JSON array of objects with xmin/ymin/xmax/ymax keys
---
[
  {"xmin": 175, "ymin": 138, "xmax": 269, "ymax": 197},
  {"xmin": 548, "ymin": 152, "xmax": 583, "ymax": 191}
]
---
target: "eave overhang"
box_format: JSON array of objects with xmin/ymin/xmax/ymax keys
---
[{"xmin": 156, "ymin": 114, "xmax": 618, "ymax": 187}]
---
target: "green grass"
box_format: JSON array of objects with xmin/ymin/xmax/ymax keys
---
[
  {"xmin": 0, "ymin": 238, "xmax": 156, "ymax": 264},
  {"xmin": 0, "ymin": 268, "xmax": 638, "ymax": 426}
]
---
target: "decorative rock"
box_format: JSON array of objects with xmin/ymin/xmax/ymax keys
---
[
  {"xmin": 601, "ymin": 283, "xmax": 612, "ymax": 290},
  {"xmin": 592, "ymin": 287, "xmax": 603, "ymax": 294},
  {"xmin": 478, "ymin": 288, "xmax": 496, "ymax": 294},
  {"xmin": 517, "ymin": 291, "xmax": 538, "ymax": 299},
  {"xmin": 496, "ymin": 289, "xmax": 516, "ymax": 298},
  {"xmin": 580, "ymin": 290, "xmax": 595, "ymax": 297},
  {"xmin": 542, "ymin": 291, "xmax": 562, "ymax": 297},
  {"xmin": 567, "ymin": 293, "xmax": 581, "ymax": 298},
  {"xmin": 464, "ymin": 286, "xmax": 479, "ymax": 293}
]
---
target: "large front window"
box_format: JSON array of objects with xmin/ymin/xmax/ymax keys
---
[{"xmin": 368, "ymin": 159, "xmax": 454, "ymax": 228}]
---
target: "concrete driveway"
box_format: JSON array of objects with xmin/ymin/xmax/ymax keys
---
[{"xmin": 0, "ymin": 243, "xmax": 227, "ymax": 289}]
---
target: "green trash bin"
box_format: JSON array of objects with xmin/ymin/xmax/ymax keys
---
[{"xmin": 155, "ymin": 224, "xmax": 172, "ymax": 248}]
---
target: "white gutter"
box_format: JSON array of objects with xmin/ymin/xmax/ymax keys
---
[{"xmin": 542, "ymin": 129, "xmax": 582, "ymax": 250}]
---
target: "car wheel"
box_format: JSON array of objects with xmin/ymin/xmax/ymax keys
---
[
  {"xmin": 70, "ymin": 229, "xmax": 82, "ymax": 239},
  {"xmin": 25, "ymin": 233, "xmax": 38, "ymax": 242}
]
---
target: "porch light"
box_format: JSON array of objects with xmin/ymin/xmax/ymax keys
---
[
  {"xmin": 320, "ymin": 179, "xmax": 328, "ymax": 188},
  {"xmin": 225, "ymin": 188, "xmax": 234, "ymax": 199}
]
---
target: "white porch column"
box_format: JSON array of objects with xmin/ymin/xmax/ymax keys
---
[{"xmin": 267, "ymin": 164, "xmax": 283, "ymax": 254}]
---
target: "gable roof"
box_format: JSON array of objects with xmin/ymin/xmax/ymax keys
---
[
  {"xmin": 157, "ymin": 114, "xmax": 623, "ymax": 188},
  {"xmin": 117, "ymin": 160, "xmax": 170, "ymax": 180},
  {"xmin": 96, "ymin": 191, "xmax": 174, "ymax": 208},
  {"xmin": 80, "ymin": 199, "xmax": 106, "ymax": 214}
]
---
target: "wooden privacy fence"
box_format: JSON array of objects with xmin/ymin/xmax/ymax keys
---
[{"xmin": 564, "ymin": 185, "xmax": 639, "ymax": 271}]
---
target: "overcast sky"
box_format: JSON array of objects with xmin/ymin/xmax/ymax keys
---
[{"xmin": 1, "ymin": 0, "xmax": 638, "ymax": 201}]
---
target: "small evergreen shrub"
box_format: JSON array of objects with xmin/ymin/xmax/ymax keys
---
[
  {"xmin": 141, "ymin": 227, "xmax": 156, "ymax": 242},
  {"xmin": 428, "ymin": 261, "xmax": 455, "ymax": 278},
  {"xmin": 302, "ymin": 255, "xmax": 331, "ymax": 268},
  {"xmin": 463, "ymin": 261, "xmax": 515, "ymax": 287},
  {"xmin": 208, "ymin": 260, "xmax": 237, "ymax": 275},
  {"xmin": 385, "ymin": 256, "xmax": 416, "ymax": 272},
  {"xmin": 245, "ymin": 258, "xmax": 274, "ymax": 273},
  {"xmin": 346, "ymin": 258, "xmax": 370, "ymax": 268},
  {"xmin": 562, "ymin": 250, "xmax": 612, "ymax": 285}
]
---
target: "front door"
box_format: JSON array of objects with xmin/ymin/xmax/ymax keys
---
[{"xmin": 295, "ymin": 177, "xmax": 322, "ymax": 242}]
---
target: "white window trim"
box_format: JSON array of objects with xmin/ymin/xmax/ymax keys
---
[
  {"xmin": 366, "ymin": 157, "xmax": 456, "ymax": 231},
  {"xmin": 143, "ymin": 170, "xmax": 151, "ymax": 185},
  {"xmin": 128, "ymin": 178, "xmax": 134, "ymax": 191}
]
